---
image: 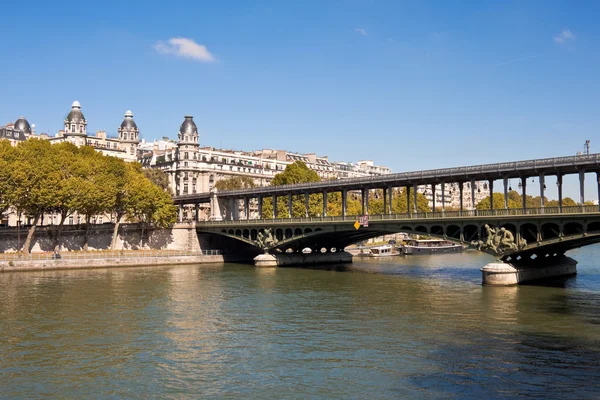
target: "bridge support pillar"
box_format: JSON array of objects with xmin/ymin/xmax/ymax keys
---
[
  {"xmin": 481, "ymin": 257, "xmax": 577, "ymax": 286},
  {"xmin": 253, "ymin": 251, "xmax": 353, "ymax": 268}
]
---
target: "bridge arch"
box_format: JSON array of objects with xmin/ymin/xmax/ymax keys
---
[
  {"xmin": 564, "ymin": 222, "xmax": 584, "ymax": 236},
  {"xmin": 541, "ymin": 223, "xmax": 560, "ymax": 240},
  {"xmin": 520, "ymin": 223, "xmax": 538, "ymax": 244},
  {"xmin": 588, "ymin": 222, "xmax": 600, "ymax": 233},
  {"xmin": 285, "ymin": 228, "xmax": 293, "ymax": 239},
  {"xmin": 304, "ymin": 228, "xmax": 313, "ymax": 234},
  {"xmin": 243, "ymin": 229, "xmax": 250, "ymax": 239},
  {"xmin": 294, "ymin": 228, "xmax": 303, "ymax": 236},
  {"xmin": 430, "ymin": 225, "xmax": 444, "ymax": 236},
  {"xmin": 250, "ymin": 229, "xmax": 258, "ymax": 240},
  {"xmin": 446, "ymin": 225, "xmax": 461, "ymax": 240},
  {"xmin": 275, "ymin": 228, "xmax": 284, "ymax": 241},
  {"xmin": 415, "ymin": 225, "xmax": 427, "ymax": 234},
  {"xmin": 463, "ymin": 224, "xmax": 478, "ymax": 242},
  {"xmin": 235, "ymin": 229, "xmax": 242, "ymax": 237}
]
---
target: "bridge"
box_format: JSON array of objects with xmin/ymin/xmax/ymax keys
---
[{"xmin": 175, "ymin": 153, "xmax": 600, "ymax": 285}]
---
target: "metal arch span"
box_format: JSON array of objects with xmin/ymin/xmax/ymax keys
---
[{"xmin": 195, "ymin": 207, "xmax": 600, "ymax": 258}]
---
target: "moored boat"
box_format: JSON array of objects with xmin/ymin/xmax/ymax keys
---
[
  {"xmin": 400, "ymin": 239, "xmax": 463, "ymax": 255},
  {"xmin": 369, "ymin": 245, "xmax": 396, "ymax": 257}
]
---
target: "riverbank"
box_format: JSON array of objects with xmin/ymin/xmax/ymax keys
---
[{"xmin": 0, "ymin": 251, "xmax": 253, "ymax": 273}]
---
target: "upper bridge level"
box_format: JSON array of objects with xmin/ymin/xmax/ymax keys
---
[{"xmin": 174, "ymin": 153, "xmax": 600, "ymax": 222}]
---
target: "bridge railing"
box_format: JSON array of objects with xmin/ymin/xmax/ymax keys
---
[{"xmin": 198, "ymin": 205, "xmax": 600, "ymax": 225}]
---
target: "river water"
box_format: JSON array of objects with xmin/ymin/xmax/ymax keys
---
[{"xmin": 2, "ymin": 247, "xmax": 600, "ymax": 399}]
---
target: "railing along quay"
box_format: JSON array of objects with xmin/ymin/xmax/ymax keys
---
[
  {"xmin": 197, "ymin": 205, "xmax": 600, "ymax": 225},
  {"xmin": 0, "ymin": 249, "xmax": 225, "ymax": 262}
]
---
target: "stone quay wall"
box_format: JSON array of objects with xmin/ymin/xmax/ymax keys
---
[{"xmin": 0, "ymin": 223, "xmax": 201, "ymax": 253}]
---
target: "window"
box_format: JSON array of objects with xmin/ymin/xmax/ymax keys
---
[
  {"xmin": 184, "ymin": 184, "xmax": 188, "ymax": 193},
  {"xmin": 184, "ymin": 152, "xmax": 189, "ymax": 159}
]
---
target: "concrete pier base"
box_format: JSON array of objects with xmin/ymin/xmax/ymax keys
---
[
  {"xmin": 254, "ymin": 253, "xmax": 278, "ymax": 268},
  {"xmin": 481, "ymin": 256, "xmax": 577, "ymax": 286},
  {"xmin": 254, "ymin": 251, "xmax": 353, "ymax": 268}
]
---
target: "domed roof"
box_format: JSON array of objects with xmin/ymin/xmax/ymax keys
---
[
  {"xmin": 179, "ymin": 115, "xmax": 197, "ymax": 136},
  {"xmin": 65, "ymin": 100, "xmax": 86, "ymax": 124},
  {"xmin": 120, "ymin": 110, "xmax": 137, "ymax": 130},
  {"xmin": 14, "ymin": 117, "xmax": 31, "ymax": 134}
]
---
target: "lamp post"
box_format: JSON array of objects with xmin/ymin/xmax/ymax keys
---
[{"xmin": 17, "ymin": 211, "xmax": 21, "ymax": 255}]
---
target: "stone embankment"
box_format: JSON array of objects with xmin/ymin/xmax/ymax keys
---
[{"xmin": 0, "ymin": 251, "xmax": 252, "ymax": 273}]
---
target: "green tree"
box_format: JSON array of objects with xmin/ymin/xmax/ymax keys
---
[
  {"xmin": 143, "ymin": 168, "xmax": 170, "ymax": 191},
  {"xmin": 0, "ymin": 140, "xmax": 16, "ymax": 222},
  {"xmin": 262, "ymin": 161, "xmax": 322, "ymax": 218},
  {"xmin": 392, "ymin": 188, "xmax": 430, "ymax": 213},
  {"xmin": 125, "ymin": 178, "xmax": 177, "ymax": 247},
  {"xmin": 8, "ymin": 140, "xmax": 62, "ymax": 253},
  {"xmin": 214, "ymin": 176, "xmax": 256, "ymax": 191},
  {"xmin": 476, "ymin": 193, "xmax": 520, "ymax": 210}
]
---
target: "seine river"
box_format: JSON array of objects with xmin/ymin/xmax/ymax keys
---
[{"xmin": 2, "ymin": 247, "xmax": 600, "ymax": 399}]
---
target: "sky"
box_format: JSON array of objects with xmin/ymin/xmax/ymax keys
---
[{"xmin": 1, "ymin": 0, "xmax": 599, "ymax": 199}]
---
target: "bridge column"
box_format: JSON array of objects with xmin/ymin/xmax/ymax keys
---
[
  {"xmin": 539, "ymin": 174, "xmax": 545, "ymax": 208},
  {"xmin": 195, "ymin": 203, "xmax": 200, "ymax": 222},
  {"xmin": 406, "ymin": 186, "xmax": 411, "ymax": 216},
  {"xmin": 521, "ymin": 178, "xmax": 527, "ymax": 210},
  {"xmin": 503, "ymin": 177, "xmax": 508, "ymax": 209},
  {"xmin": 597, "ymin": 172, "xmax": 600, "ymax": 212},
  {"xmin": 323, "ymin": 191, "xmax": 328, "ymax": 217},
  {"xmin": 431, "ymin": 184, "xmax": 436, "ymax": 212},
  {"xmin": 557, "ymin": 174, "xmax": 563, "ymax": 212},
  {"xmin": 413, "ymin": 184, "xmax": 418, "ymax": 213},
  {"xmin": 244, "ymin": 198, "xmax": 250, "ymax": 220},
  {"xmin": 210, "ymin": 192, "xmax": 223, "ymax": 221},
  {"xmin": 388, "ymin": 186, "xmax": 393, "ymax": 214},
  {"xmin": 273, "ymin": 195, "xmax": 278, "ymax": 219},
  {"xmin": 383, "ymin": 187, "xmax": 387, "ymax": 215},
  {"xmin": 459, "ymin": 182, "xmax": 464, "ymax": 214},
  {"xmin": 489, "ymin": 180, "xmax": 494, "ymax": 210},
  {"xmin": 178, "ymin": 206, "xmax": 184, "ymax": 223},
  {"xmin": 288, "ymin": 194, "xmax": 293, "ymax": 218},
  {"xmin": 305, "ymin": 193, "xmax": 309, "ymax": 217},
  {"xmin": 258, "ymin": 196, "xmax": 263, "ymax": 219},
  {"xmin": 470, "ymin": 180, "xmax": 476, "ymax": 211},
  {"xmin": 579, "ymin": 170, "xmax": 586, "ymax": 211},
  {"xmin": 365, "ymin": 189, "xmax": 369, "ymax": 215},
  {"xmin": 361, "ymin": 189, "xmax": 366, "ymax": 215},
  {"xmin": 441, "ymin": 183, "xmax": 445, "ymax": 213},
  {"xmin": 342, "ymin": 190, "xmax": 347, "ymax": 218}
]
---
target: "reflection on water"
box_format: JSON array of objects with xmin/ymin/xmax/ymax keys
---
[{"xmin": 1, "ymin": 247, "xmax": 600, "ymax": 398}]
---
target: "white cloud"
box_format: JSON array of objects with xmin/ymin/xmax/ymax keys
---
[
  {"xmin": 155, "ymin": 37, "xmax": 216, "ymax": 62},
  {"xmin": 354, "ymin": 28, "xmax": 368, "ymax": 36},
  {"xmin": 554, "ymin": 29, "xmax": 575, "ymax": 44}
]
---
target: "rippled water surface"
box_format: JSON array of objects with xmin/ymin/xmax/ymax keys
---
[{"xmin": 2, "ymin": 246, "xmax": 600, "ymax": 399}]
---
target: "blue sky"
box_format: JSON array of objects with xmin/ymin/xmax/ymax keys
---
[{"xmin": 1, "ymin": 1, "xmax": 599, "ymax": 198}]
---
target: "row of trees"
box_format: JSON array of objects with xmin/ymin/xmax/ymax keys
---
[
  {"xmin": 216, "ymin": 161, "xmax": 431, "ymax": 218},
  {"xmin": 0, "ymin": 139, "xmax": 177, "ymax": 253},
  {"xmin": 476, "ymin": 191, "xmax": 592, "ymax": 210}
]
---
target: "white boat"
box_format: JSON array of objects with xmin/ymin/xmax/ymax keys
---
[
  {"xmin": 368, "ymin": 245, "xmax": 396, "ymax": 257},
  {"xmin": 400, "ymin": 239, "xmax": 463, "ymax": 255}
]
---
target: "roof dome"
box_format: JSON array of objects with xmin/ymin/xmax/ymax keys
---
[
  {"xmin": 120, "ymin": 110, "xmax": 137, "ymax": 130},
  {"xmin": 179, "ymin": 115, "xmax": 197, "ymax": 136},
  {"xmin": 14, "ymin": 117, "xmax": 31, "ymax": 134},
  {"xmin": 65, "ymin": 100, "xmax": 86, "ymax": 124}
]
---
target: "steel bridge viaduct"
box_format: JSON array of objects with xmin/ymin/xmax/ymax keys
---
[{"xmin": 174, "ymin": 153, "xmax": 600, "ymax": 285}]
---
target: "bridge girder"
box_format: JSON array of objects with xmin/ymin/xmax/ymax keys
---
[{"xmin": 197, "ymin": 213, "xmax": 600, "ymax": 260}]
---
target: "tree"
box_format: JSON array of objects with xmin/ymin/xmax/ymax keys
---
[
  {"xmin": 8, "ymin": 140, "xmax": 62, "ymax": 253},
  {"xmin": 392, "ymin": 188, "xmax": 430, "ymax": 213},
  {"xmin": 143, "ymin": 168, "xmax": 169, "ymax": 191},
  {"xmin": 125, "ymin": 178, "xmax": 177, "ymax": 247},
  {"xmin": 0, "ymin": 140, "xmax": 16, "ymax": 222},
  {"xmin": 262, "ymin": 161, "xmax": 322, "ymax": 218},
  {"xmin": 476, "ymin": 193, "xmax": 520, "ymax": 210},
  {"xmin": 73, "ymin": 148, "xmax": 117, "ymax": 251},
  {"xmin": 214, "ymin": 176, "xmax": 256, "ymax": 191},
  {"xmin": 51, "ymin": 142, "xmax": 89, "ymax": 250}
]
